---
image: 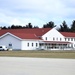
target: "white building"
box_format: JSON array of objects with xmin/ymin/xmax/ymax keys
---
[{"xmin": 0, "ymin": 28, "xmax": 75, "ymax": 50}]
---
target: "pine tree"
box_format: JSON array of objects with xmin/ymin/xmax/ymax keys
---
[
  {"xmin": 71, "ymin": 20, "xmax": 75, "ymax": 32},
  {"xmin": 59, "ymin": 21, "xmax": 69, "ymax": 32}
]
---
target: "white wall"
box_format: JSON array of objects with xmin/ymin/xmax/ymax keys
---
[
  {"xmin": 65, "ymin": 37, "xmax": 75, "ymax": 48},
  {"xmin": 21, "ymin": 40, "xmax": 40, "ymax": 50},
  {"xmin": 72, "ymin": 42, "xmax": 75, "ymax": 49},
  {"xmin": 0, "ymin": 34, "xmax": 21, "ymax": 50},
  {"xmin": 42, "ymin": 28, "xmax": 65, "ymax": 41}
]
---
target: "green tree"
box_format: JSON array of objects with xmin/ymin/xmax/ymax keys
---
[
  {"xmin": 33, "ymin": 26, "xmax": 39, "ymax": 28},
  {"xmin": 43, "ymin": 21, "xmax": 56, "ymax": 28},
  {"xmin": 11, "ymin": 25, "xmax": 16, "ymax": 29},
  {"xmin": 2, "ymin": 26, "xmax": 7, "ymax": 29},
  {"xmin": 59, "ymin": 21, "xmax": 69, "ymax": 32},
  {"xmin": 71, "ymin": 20, "xmax": 75, "ymax": 32},
  {"xmin": 27, "ymin": 23, "xmax": 33, "ymax": 28},
  {"xmin": 8, "ymin": 26, "xmax": 11, "ymax": 29}
]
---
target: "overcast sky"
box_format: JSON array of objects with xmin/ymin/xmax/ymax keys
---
[{"xmin": 0, "ymin": 0, "xmax": 75, "ymax": 27}]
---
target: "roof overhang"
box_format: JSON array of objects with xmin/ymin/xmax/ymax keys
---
[{"xmin": 43, "ymin": 41, "xmax": 72, "ymax": 44}]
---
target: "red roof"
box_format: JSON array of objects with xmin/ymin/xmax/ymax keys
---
[
  {"xmin": 61, "ymin": 32, "xmax": 75, "ymax": 37},
  {"xmin": 11, "ymin": 33, "xmax": 41, "ymax": 39},
  {"xmin": 0, "ymin": 28, "xmax": 51, "ymax": 39}
]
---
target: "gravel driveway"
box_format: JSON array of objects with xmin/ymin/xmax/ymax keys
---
[{"xmin": 0, "ymin": 57, "xmax": 75, "ymax": 75}]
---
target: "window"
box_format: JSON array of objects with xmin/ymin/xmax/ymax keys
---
[
  {"xmin": 9, "ymin": 44, "xmax": 12, "ymax": 46},
  {"xmin": 9, "ymin": 43, "xmax": 12, "ymax": 49},
  {"xmin": 32, "ymin": 43, "xmax": 33, "ymax": 47},
  {"xmin": 65, "ymin": 38, "xmax": 66, "ymax": 41},
  {"xmin": 71, "ymin": 38, "xmax": 73, "ymax": 41},
  {"xmin": 68, "ymin": 38, "xmax": 70, "ymax": 41},
  {"xmin": 56, "ymin": 38, "xmax": 58, "ymax": 41},
  {"xmin": 60, "ymin": 38, "xmax": 62, "ymax": 41},
  {"xmin": 53, "ymin": 37, "xmax": 55, "ymax": 41},
  {"xmin": 46, "ymin": 37, "xmax": 47, "ymax": 40},
  {"xmin": 27, "ymin": 43, "xmax": 29, "ymax": 47},
  {"xmin": 36, "ymin": 43, "xmax": 37, "ymax": 46}
]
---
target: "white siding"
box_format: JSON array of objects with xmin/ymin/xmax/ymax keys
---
[
  {"xmin": 65, "ymin": 37, "xmax": 75, "ymax": 48},
  {"xmin": 42, "ymin": 28, "xmax": 65, "ymax": 41},
  {"xmin": 0, "ymin": 34, "xmax": 21, "ymax": 50},
  {"xmin": 21, "ymin": 40, "xmax": 40, "ymax": 50}
]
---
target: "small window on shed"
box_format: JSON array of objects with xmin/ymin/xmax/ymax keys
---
[
  {"xmin": 9, "ymin": 44, "xmax": 12, "ymax": 46},
  {"xmin": 9, "ymin": 43, "xmax": 12, "ymax": 49}
]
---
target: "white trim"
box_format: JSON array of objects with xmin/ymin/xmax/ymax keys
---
[{"xmin": 0, "ymin": 32, "xmax": 22, "ymax": 40}]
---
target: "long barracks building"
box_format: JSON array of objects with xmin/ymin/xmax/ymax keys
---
[{"xmin": 0, "ymin": 28, "xmax": 75, "ymax": 50}]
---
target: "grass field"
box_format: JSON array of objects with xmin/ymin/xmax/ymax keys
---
[{"xmin": 0, "ymin": 50, "xmax": 75, "ymax": 59}]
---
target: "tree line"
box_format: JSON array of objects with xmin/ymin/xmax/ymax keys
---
[
  {"xmin": 0, "ymin": 23, "xmax": 39, "ymax": 29},
  {"xmin": 0, "ymin": 20, "xmax": 75, "ymax": 32}
]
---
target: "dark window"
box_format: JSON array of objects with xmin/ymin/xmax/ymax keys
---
[
  {"xmin": 9, "ymin": 44, "xmax": 12, "ymax": 46},
  {"xmin": 71, "ymin": 38, "xmax": 73, "ymax": 41},
  {"xmin": 53, "ymin": 37, "xmax": 55, "ymax": 41},
  {"xmin": 36, "ymin": 43, "xmax": 38, "ymax": 47},
  {"xmin": 60, "ymin": 38, "xmax": 62, "ymax": 41},
  {"xmin": 65, "ymin": 38, "xmax": 66, "ymax": 41},
  {"xmin": 27, "ymin": 43, "xmax": 29, "ymax": 47},
  {"xmin": 68, "ymin": 38, "xmax": 70, "ymax": 41},
  {"xmin": 46, "ymin": 37, "xmax": 47, "ymax": 40},
  {"xmin": 32, "ymin": 43, "xmax": 33, "ymax": 47},
  {"xmin": 9, "ymin": 43, "xmax": 12, "ymax": 49}
]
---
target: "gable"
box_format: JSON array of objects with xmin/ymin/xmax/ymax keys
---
[
  {"xmin": 0, "ymin": 32, "xmax": 22, "ymax": 40},
  {"xmin": 42, "ymin": 28, "xmax": 64, "ymax": 37},
  {"xmin": 42, "ymin": 28, "xmax": 65, "ymax": 41}
]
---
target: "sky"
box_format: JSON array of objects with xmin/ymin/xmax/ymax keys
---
[{"xmin": 0, "ymin": 0, "xmax": 75, "ymax": 28}]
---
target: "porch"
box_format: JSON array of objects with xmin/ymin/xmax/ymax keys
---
[{"xmin": 39, "ymin": 41, "xmax": 73, "ymax": 50}]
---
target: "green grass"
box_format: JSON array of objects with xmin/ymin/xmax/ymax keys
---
[{"xmin": 0, "ymin": 50, "xmax": 75, "ymax": 59}]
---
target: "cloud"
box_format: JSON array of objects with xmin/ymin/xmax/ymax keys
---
[{"xmin": 0, "ymin": 0, "xmax": 75, "ymax": 27}]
